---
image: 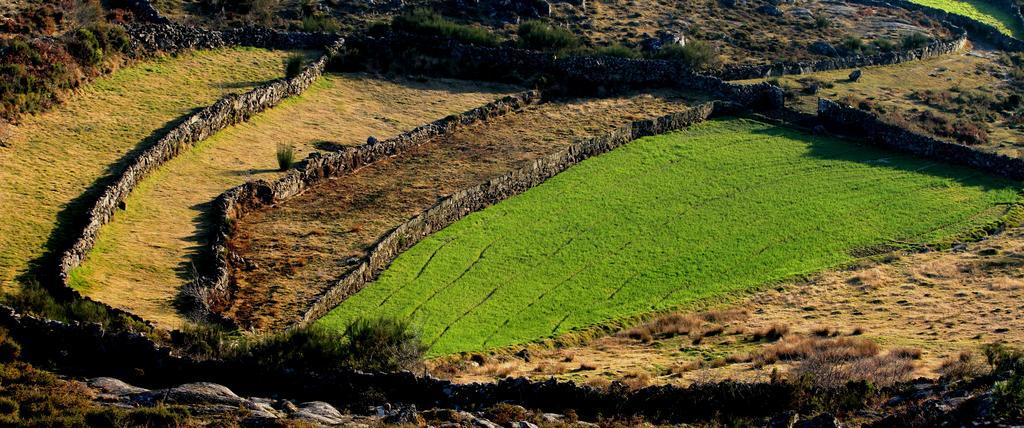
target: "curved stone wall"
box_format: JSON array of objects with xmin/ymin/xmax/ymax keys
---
[
  {"xmin": 55, "ymin": 34, "xmax": 345, "ymax": 324},
  {"xmin": 126, "ymin": 23, "xmax": 339, "ymax": 53},
  {"xmin": 193, "ymin": 91, "xmax": 544, "ymax": 320}
]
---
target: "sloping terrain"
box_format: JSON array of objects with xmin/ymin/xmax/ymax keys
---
[
  {"xmin": 906, "ymin": 0, "xmax": 1024, "ymax": 37},
  {"xmin": 320, "ymin": 117, "xmax": 1021, "ymax": 356},
  {"xmin": 0, "ymin": 47, "xmax": 296, "ymax": 292},
  {"xmin": 69, "ymin": 73, "xmax": 517, "ymax": 328},
  {"xmin": 227, "ymin": 92, "xmax": 701, "ymax": 331}
]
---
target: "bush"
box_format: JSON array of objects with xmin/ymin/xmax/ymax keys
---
[
  {"xmin": 517, "ymin": 20, "xmax": 579, "ymax": 51},
  {"xmin": 3, "ymin": 281, "xmax": 150, "ymax": 334},
  {"xmin": 587, "ymin": 44, "xmax": 641, "ymax": 59},
  {"xmin": 68, "ymin": 28, "xmax": 103, "ymax": 66},
  {"xmin": 901, "ymin": 32, "xmax": 930, "ymax": 50},
  {"xmin": 343, "ymin": 317, "xmax": 425, "ymax": 372},
  {"xmin": 276, "ymin": 143, "xmax": 295, "ymax": 170},
  {"xmin": 840, "ymin": 36, "xmax": 865, "ymax": 53},
  {"xmin": 301, "ymin": 15, "xmax": 341, "ymax": 33},
  {"xmin": 392, "ymin": 8, "xmax": 501, "ymax": 47},
  {"xmin": 655, "ymin": 40, "xmax": 719, "ymax": 70},
  {"xmin": 229, "ymin": 318, "xmax": 424, "ymax": 373},
  {"xmin": 284, "ymin": 54, "xmax": 305, "ymax": 79},
  {"xmin": 872, "ymin": 39, "xmax": 897, "ymax": 53}
]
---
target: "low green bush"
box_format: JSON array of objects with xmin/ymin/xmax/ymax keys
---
[
  {"xmin": 343, "ymin": 317, "xmax": 426, "ymax": 372},
  {"xmin": 655, "ymin": 40, "xmax": 719, "ymax": 70},
  {"xmin": 392, "ymin": 8, "xmax": 501, "ymax": 47},
  {"xmin": 901, "ymin": 32, "xmax": 930, "ymax": 50},
  {"xmin": 301, "ymin": 15, "xmax": 341, "ymax": 33},
  {"xmin": 3, "ymin": 281, "xmax": 150, "ymax": 334},
  {"xmin": 284, "ymin": 54, "xmax": 305, "ymax": 79},
  {"xmin": 517, "ymin": 20, "xmax": 579, "ymax": 51},
  {"xmin": 276, "ymin": 143, "xmax": 295, "ymax": 170},
  {"xmin": 588, "ymin": 44, "xmax": 641, "ymax": 59}
]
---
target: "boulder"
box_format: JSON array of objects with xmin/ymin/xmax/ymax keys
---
[
  {"xmin": 795, "ymin": 413, "xmax": 842, "ymax": 428},
  {"xmin": 640, "ymin": 30, "xmax": 686, "ymax": 52},
  {"xmin": 756, "ymin": 4, "xmax": 783, "ymax": 16},
  {"xmin": 848, "ymin": 68, "xmax": 862, "ymax": 82},
  {"xmin": 294, "ymin": 401, "xmax": 347, "ymax": 425},
  {"xmin": 88, "ymin": 377, "xmax": 149, "ymax": 398},
  {"xmin": 809, "ymin": 41, "xmax": 838, "ymax": 57}
]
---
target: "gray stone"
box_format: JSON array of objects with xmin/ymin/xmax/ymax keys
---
[
  {"xmin": 512, "ymin": 421, "xmax": 539, "ymax": 428},
  {"xmin": 132, "ymin": 382, "xmax": 248, "ymax": 407},
  {"xmin": 809, "ymin": 41, "xmax": 838, "ymax": 57},
  {"xmin": 848, "ymin": 68, "xmax": 862, "ymax": 82},
  {"xmin": 794, "ymin": 413, "xmax": 842, "ymax": 428},
  {"xmin": 88, "ymin": 377, "xmax": 149, "ymax": 397},
  {"xmin": 756, "ymin": 4, "xmax": 783, "ymax": 16},
  {"xmin": 471, "ymin": 417, "xmax": 502, "ymax": 428},
  {"xmin": 294, "ymin": 401, "xmax": 346, "ymax": 425}
]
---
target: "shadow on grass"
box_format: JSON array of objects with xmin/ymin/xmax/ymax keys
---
[{"xmin": 23, "ymin": 107, "xmax": 205, "ymax": 295}]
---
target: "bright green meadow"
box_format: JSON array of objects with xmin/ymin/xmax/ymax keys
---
[
  {"xmin": 317, "ymin": 117, "xmax": 1022, "ymax": 356},
  {"xmin": 905, "ymin": 0, "xmax": 1024, "ymax": 38}
]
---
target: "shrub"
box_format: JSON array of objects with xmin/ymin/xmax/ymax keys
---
[
  {"xmin": 813, "ymin": 15, "xmax": 831, "ymax": 29},
  {"xmin": 901, "ymin": 32, "xmax": 930, "ymax": 50},
  {"xmin": 840, "ymin": 36, "xmax": 864, "ymax": 53},
  {"xmin": 872, "ymin": 39, "xmax": 897, "ymax": 52},
  {"xmin": 994, "ymin": 371, "xmax": 1024, "ymax": 420},
  {"xmin": 342, "ymin": 317, "xmax": 426, "ymax": 372},
  {"xmin": 301, "ymin": 15, "xmax": 341, "ymax": 33},
  {"xmin": 276, "ymin": 143, "xmax": 295, "ymax": 170},
  {"xmin": 393, "ymin": 8, "xmax": 501, "ymax": 47},
  {"xmin": 68, "ymin": 28, "xmax": 103, "ymax": 66},
  {"xmin": 588, "ymin": 44, "xmax": 641, "ymax": 59},
  {"xmin": 655, "ymin": 40, "xmax": 719, "ymax": 70},
  {"xmin": 752, "ymin": 323, "xmax": 790, "ymax": 342},
  {"xmin": 4, "ymin": 281, "xmax": 150, "ymax": 334},
  {"xmin": 517, "ymin": 20, "xmax": 579, "ymax": 51},
  {"xmin": 284, "ymin": 54, "xmax": 305, "ymax": 79},
  {"xmin": 170, "ymin": 323, "xmax": 229, "ymax": 359}
]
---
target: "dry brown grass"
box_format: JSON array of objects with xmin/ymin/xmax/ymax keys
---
[
  {"xmin": 227, "ymin": 90, "xmax": 700, "ymax": 331},
  {"xmin": 69, "ymin": 73, "xmax": 516, "ymax": 328}
]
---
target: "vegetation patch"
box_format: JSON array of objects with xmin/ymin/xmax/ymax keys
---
[
  {"xmin": 320, "ymin": 117, "xmax": 1022, "ymax": 356},
  {"xmin": 904, "ymin": 0, "xmax": 1024, "ymax": 38}
]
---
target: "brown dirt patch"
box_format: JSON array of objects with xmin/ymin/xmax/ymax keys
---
[{"xmin": 226, "ymin": 90, "xmax": 704, "ymax": 331}]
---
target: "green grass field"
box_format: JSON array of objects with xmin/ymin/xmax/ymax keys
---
[
  {"xmin": 318, "ymin": 118, "xmax": 1022, "ymax": 356},
  {"xmin": 906, "ymin": 0, "xmax": 1024, "ymax": 38}
]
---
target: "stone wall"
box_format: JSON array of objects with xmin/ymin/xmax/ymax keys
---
[
  {"xmin": 845, "ymin": 0, "xmax": 1024, "ymax": 51},
  {"xmin": 817, "ymin": 99, "xmax": 1024, "ymax": 181},
  {"xmin": 354, "ymin": 30, "xmax": 969, "ymax": 88},
  {"xmin": 55, "ymin": 37, "xmax": 346, "ymax": 323},
  {"xmin": 194, "ymin": 91, "xmax": 544, "ymax": 321},
  {"xmin": 126, "ymin": 23, "xmax": 339, "ymax": 53},
  {"xmin": 713, "ymin": 35, "xmax": 969, "ymax": 80},
  {"xmin": 300, "ymin": 101, "xmax": 725, "ymax": 323}
]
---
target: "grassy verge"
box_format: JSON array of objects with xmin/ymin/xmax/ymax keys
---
[
  {"xmin": 319, "ymin": 117, "xmax": 1022, "ymax": 356},
  {"xmin": 69, "ymin": 73, "xmax": 518, "ymax": 328},
  {"xmin": 0, "ymin": 47, "xmax": 298, "ymax": 293}
]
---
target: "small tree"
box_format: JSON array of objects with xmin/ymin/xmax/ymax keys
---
[
  {"xmin": 284, "ymin": 54, "xmax": 305, "ymax": 79},
  {"xmin": 276, "ymin": 143, "xmax": 295, "ymax": 170}
]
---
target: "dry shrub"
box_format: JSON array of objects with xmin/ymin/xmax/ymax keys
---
[
  {"xmin": 669, "ymin": 359, "xmax": 702, "ymax": 375},
  {"xmin": 752, "ymin": 323, "xmax": 790, "ymax": 342},
  {"xmin": 752, "ymin": 336, "xmax": 880, "ymax": 368},
  {"xmin": 533, "ymin": 361, "xmax": 568, "ymax": 375},
  {"xmin": 586, "ymin": 377, "xmax": 611, "ymax": 390},
  {"xmin": 794, "ymin": 351, "xmax": 915, "ymax": 389},
  {"xmin": 812, "ymin": 327, "xmax": 841, "ymax": 338},
  {"xmin": 889, "ymin": 347, "xmax": 923, "ymax": 360},
  {"xmin": 846, "ymin": 267, "xmax": 892, "ymax": 289},
  {"xmin": 938, "ymin": 351, "xmax": 989, "ymax": 381},
  {"xmin": 619, "ymin": 370, "xmax": 652, "ymax": 390},
  {"xmin": 989, "ymin": 276, "xmax": 1024, "ymax": 291},
  {"xmin": 483, "ymin": 362, "xmax": 518, "ymax": 378},
  {"xmin": 911, "ymin": 259, "xmax": 959, "ymax": 282},
  {"xmin": 620, "ymin": 309, "xmax": 748, "ymax": 342}
]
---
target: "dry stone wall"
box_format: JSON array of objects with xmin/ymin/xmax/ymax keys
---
[
  {"xmin": 300, "ymin": 101, "xmax": 725, "ymax": 323},
  {"xmin": 55, "ymin": 36, "xmax": 345, "ymax": 323},
  {"xmin": 195, "ymin": 91, "xmax": 544, "ymax": 320},
  {"xmin": 126, "ymin": 23, "xmax": 339, "ymax": 53},
  {"xmin": 817, "ymin": 99, "xmax": 1024, "ymax": 181},
  {"xmin": 120, "ymin": 0, "xmax": 171, "ymax": 24}
]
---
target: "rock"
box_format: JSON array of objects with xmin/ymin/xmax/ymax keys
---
[
  {"xmin": 794, "ymin": 413, "xmax": 842, "ymax": 428},
  {"xmin": 422, "ymin": 408, "xmax": 476, "ymax": 423},
  {"xmin": 367, "ymin": 136, "xmax": 379, "ymax": 144},
  {"xmin": 541, "ymin": 413, "xmax": 564, "ymax": 422},
  {"xmin": 512, "ymin": 421, "xmax": 539, "ymax": 428},
  {"xmin": 756, "ymin": 4, "xmax": 783, "ymax": 16},
  {"xmin": 131, "ymin": 382, "xmax": 248, "ymax": 407},
  {"xmin": 790, "ymin": 7, "xmax": 813, "ymax": 19},
  {"xmin": 294, "ymin": 401, "xmax": 346, "ymax": 425},
  {"xmin": 470, "ymin": 417, "xmax": 501, "ymax": 428},
  {"xmin": 88, "ymin": 377, "xmax": 149, "ymax": 397},
  {"xmin": 640, "ymin": 30, "xmax": 686, "ymax": 52},
  {"xmin": 848, "ymin": 69, "xmax": 862, "ymax": 82},
  {"xmin": 383, "ymin": 405, "xmax": 423, "ymax": 425},
  {"xmin": 516, "ymin": 348, "xmax": 531, "ymax": 362},
  {"xmin": 809, "ymin": 41, "xmax": 838, "ymax": 57}
]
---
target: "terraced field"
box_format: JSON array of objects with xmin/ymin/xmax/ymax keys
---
[
  {"xmin": 318, "ymin": 117, "xmax": 1022, "ymax": 356},
  {"xmin": 228, "ymin": 92, "xmax": 700, "ymax": 330},
  {"xmin": 906, "ymin": 0, "xmax": 1024, "ymax": 38},
  {"xmin": 0, "ymin": 47, "xmax": 297, "ymax": 292},
  {"xmin": 69, "ymin": 74, "xmax": 517, "ymax": 328}
]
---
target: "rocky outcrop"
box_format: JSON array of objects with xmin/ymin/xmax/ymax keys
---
[
  {"xmin": 192, "ymin": 91, "xmax": 543, "ymax": 322},
  {"xmin": 120, "ymin": 0, "xmax": 170, "ymax": 24},
  {"xmin": 55, "ymin": 36, "xmax": 345, "ymax": 324},
  {"xmin": 300, "ymin": 101, "xmax": 724, "ymax": 323},
  {"xmin": 817, "ymin": 99, "xmax": 1024, "ymax": 181}
]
